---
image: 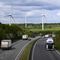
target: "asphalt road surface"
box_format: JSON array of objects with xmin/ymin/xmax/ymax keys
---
[
  {"xmin": 0, "ymin": 40, "xmax": 29, "ymax": 60},
  {"xmin": 32, "ymin": 38, "xmax": 60, "ymax": 60}
]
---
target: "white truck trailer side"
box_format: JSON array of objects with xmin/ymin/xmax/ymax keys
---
[{"xmin": 1, "ymin": 40, "xmax": 12, "ymax": 49}]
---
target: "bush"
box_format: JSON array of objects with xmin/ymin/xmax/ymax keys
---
[
  {"xmin": 0, "ymin": 24, "xmax": 24, "ymax": 43},
  {"xmin": 54, "ymin": 31, "xmax": 60, "ymax": 50}
]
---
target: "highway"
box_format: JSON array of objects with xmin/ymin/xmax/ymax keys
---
[
  {"xmin": 0, "ymin": 36, "xmax": 40, "ymax": 60},
  {"xmin": 32, "ymin": 37, "xmax": 60, "ymax": 60},
  {"xmin": 0, "ymin": 40, "xmax": 29, "ymax": 60}
]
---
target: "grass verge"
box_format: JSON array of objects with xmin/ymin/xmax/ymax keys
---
[
  {"xmin": 54, "ymin": 32, "xmax": 60, "ymax": 51},
  {"xmin": 19, "ymin": 40, "xmax": 37, "ymax": 60}
]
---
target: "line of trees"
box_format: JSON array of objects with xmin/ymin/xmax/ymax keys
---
[
  {"xmin": 18, "ymin": 23, "xmax": 60, "ymax": 29},
  {"xmin": 0, "ymin": 24, "xmax": 24, "ymax": 43}
]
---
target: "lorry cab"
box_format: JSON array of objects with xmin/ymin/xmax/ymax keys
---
[
  {"xmin": 22, "ymin": 35, "xmax": 28, "ymax": 40},
  {"xmin": 46, "ymin": 37, "xmax": 54, "ymax": 50}
]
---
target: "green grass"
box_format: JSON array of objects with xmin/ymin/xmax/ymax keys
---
[
  {"xmin": 20, "ymin": 40, "xmax": 36, "ymax": 60},
  {"xmin": 29, "ymin": 28, "xmax": 60, "ymax": 32},
  {"xmin": 55, "ymin": 40, "xmax": 60, "ymax": 50},
  {"xmin": 54, "ymin": 33, "xmax": 60, "ymax": 51}
]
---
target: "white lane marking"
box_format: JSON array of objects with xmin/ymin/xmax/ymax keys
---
[
  {"xmin": 56, "ymin": 50, "xmax": 60, "ymax": 55},
  {"xmin": 15, "ymin": 36, "xmax": 40, "ymax": 60},
  {"xmin": 31, "ymin": 40, "xmax": 37, "ymax": 60},
  {"xmin": 15, "ymin": 40, "xmax": 33, "ymax": 60},
  {"xmin": 12, "ymin": 40, "xmax": 22, "ymax": 46}
]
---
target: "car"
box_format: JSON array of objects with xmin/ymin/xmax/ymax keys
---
[{"xmin": 52, "ymin": 34, "xmax": 56, "ymax": 37}]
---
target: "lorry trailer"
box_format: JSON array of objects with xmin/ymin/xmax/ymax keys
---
[{"xmin": 1, "ymin": 40, "xmax": 12, "ymax": 49}]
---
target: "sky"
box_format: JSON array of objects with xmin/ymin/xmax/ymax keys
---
[{"xmin": 0, "ymin": 0, "xmax": 60, "ymax": 24}]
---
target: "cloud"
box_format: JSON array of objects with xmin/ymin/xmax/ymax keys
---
[
  {"xmin": 0, "ymin": 0, "xmax": 60, "ymax": 23},
  {"xmin": 0, "ymin": 0, "xmax": 60, "ymax": 10},
  {"xmin": 56, "ymin": 12, "xmax": 60, "ymax": 16}
]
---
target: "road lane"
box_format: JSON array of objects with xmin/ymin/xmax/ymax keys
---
[
  {"xmin": 0, "ymin": 40, "xmax": 29, "ymax": 60},
  {"xmin": 0, "ymin": 36, "xmax": 40, "ymax": 60},
  {"xmin": 32, "ymin": 38, "xmax": 60, "ymax": 60}
]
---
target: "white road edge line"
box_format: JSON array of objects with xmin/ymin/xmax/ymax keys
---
[
  {"xmin": 31, "ymin": 40, "xmax": 38, "ymax": 60},
  {"xmin": 55, "ymin": 50, "xmax": 60, "ymax": 55},
  {"xmin": 15, "ymin": 37, "xmax": 40, "ymax": 60},
  {"xmin": 15, "ymin": 40, "xmax": 34, "ymax": 60}
]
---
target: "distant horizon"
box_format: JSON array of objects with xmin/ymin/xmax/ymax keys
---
[{"xmin": 1, "ymin": 22, "xmax": 60, "ymax": 24}]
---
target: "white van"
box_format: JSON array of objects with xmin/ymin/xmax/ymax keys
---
[
  {"xmin": 22, "ymin": 35, "xmax": 28, "ymax": 40},
  {"xmin": 1, "ymin": 40, "xmax": 12, "ymax": 49}
]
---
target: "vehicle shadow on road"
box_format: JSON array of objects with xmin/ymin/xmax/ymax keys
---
[{"xmin": 1, "ymin": 47, "xmax": 16, "ymax": 51}]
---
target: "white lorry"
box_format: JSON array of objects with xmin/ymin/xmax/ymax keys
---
[
  {"xmin": 1, "ymin": 40, "xmax": 12, "ymax": 49},
  {"xmin": 22, "ymin": 35, "xmax": 28, "ymax": 40},
  {"xmin": 45, "ymin": 37, "xmax": 54, "ymax": 50}
]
